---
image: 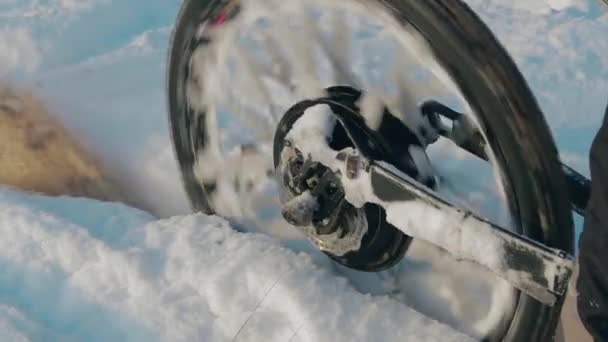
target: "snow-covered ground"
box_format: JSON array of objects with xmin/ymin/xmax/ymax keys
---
[
  {"xmin": 0, "ymin": 187, "xmax": 473, "ymax": 342},
  {"xmin": 1, "ymin": 0, "xmax": 607, "ymax": 341}
]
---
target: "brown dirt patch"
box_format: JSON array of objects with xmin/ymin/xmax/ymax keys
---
[{"xmin": 0, "ymin": 84, "xmax": 122, "ymax": 202}]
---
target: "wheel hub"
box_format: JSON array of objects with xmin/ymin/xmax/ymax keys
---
[
  {"xmin": 273, "ymin": 86, "xmax": 435, "ymax": 271},
  {"xmin": 279, "ymin": 141, "xmax": 347, "ymax": 234},
  {"xmin": 278, "ymin": 140, "xmax": 370, "ymax": 257}
]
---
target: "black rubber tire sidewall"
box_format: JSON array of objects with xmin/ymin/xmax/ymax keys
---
[{"xmin": 167, "ymin": 0, "xmax": 222, "ymax": 214}]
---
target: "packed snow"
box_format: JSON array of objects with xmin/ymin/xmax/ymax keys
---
[
  {"xmin": 0, "ymin": 187, "xmax": 474, "ymax": 342},
  {"xmin": 1, "ymin": 0, "xmax": 607, "ymax": 341}
]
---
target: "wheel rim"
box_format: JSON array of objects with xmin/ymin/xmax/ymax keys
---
[{"xmin": 166, "ymin": 0, "xmax": 570, "ymax": 340}]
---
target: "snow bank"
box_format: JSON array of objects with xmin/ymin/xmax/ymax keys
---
[{"xmin": 0, "ymin": 187, "xmax": 473, "ymax": 342}]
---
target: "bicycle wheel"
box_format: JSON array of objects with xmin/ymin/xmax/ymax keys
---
[{"xmin": 166, "ymin": 0, "xmax": 574, "ymax": 340}]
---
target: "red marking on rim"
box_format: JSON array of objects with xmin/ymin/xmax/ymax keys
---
[{"xmin": 212, "ymin": 12, "xmax": 227, "ymax": 26}]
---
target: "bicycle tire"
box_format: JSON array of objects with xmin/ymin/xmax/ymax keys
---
[{"xmin": 166, "ymin": 0, "xmax": 575, "ymax": 340}]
